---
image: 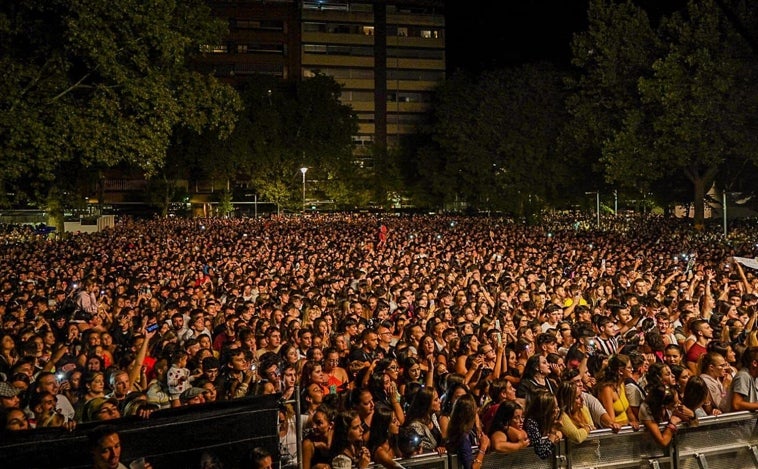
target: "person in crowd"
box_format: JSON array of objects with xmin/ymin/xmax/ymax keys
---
[
  {"xmin": 303, "ymin": 405, "xmax": 335, "ymax": 469},
  {"xmin": 403, "ymin": 386, "xmax": 444, "ymax": 454},
  {"xmin": 726, "ymin": 346, "xmax": 758, "ymax": 412},
  {"xmin": 595, "ymin": 354, "xmax": 640, "ymax": 430},
  {"xmin": 88, "ymin": 425, "xmax": 153, "ymax": 469},
  {"xmin": 698, "ymin": 351, "xmax": 730, "ymax": 414},
  {"xmin": 367, "ymin": 403, "xmax": 403, "ymax": 469},
  {"xmin": 487, "ymin": 400, "xmax": 530, "ymax": 454},
  {"xmin": 557, "ymin": 381, "xmax": 595, "ymax": 443},
  {"xmin": 516, "ymin": 354, "xmax": 556, "ymax": 400},
  {"xmin": 523, "ymin": 390, "xmax": 562, "ymax": 459},
  {"xmin": 445, "ymin": 393, "xmax": 489, "ymax": 469},
  {"xmin": 330, "ymin": 410, "xmax": 371, "ymax": 469}
]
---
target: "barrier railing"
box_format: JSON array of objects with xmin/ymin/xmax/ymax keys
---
[
  {"xmin": 0, "ymin": 394, "xmax": 280, "ymax": 469},
  {"xmin": 2, "ymin": 399, "xmax": 756, "ymax": 469},
  {"xmin": 674, "ymin": 411, "xmax": 758, "ymax": 469}
]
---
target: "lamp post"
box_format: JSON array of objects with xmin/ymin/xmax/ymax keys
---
[{"xmin": 300, "ymin": 167, "xmax": 308, "ymax": 213}]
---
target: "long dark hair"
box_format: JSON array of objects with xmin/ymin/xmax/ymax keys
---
[
  {"xmin": 405, "ymin": 386, "xmax": 436, "ymax": 424},
  {"xmin": 644, "ymin": 385, "xmax": 676, "ymax": 423},
  {"xmin": 367, "ymin": 404, "xmax": 397, "ymax": 457},
  {"xmin": 330, "ymin": 410, "xmax": 361, "ymax": 459},
  {"xmin": 488, "ymin": 401, "xmax": 522, "ymax": 437},
  {"xmin": 445, "ymin": 393, "xmax": 477, "ymax": 450},
  {"xmin": 524, "ymin": 390, "xmax": 557, "ymax": 437},
  {"xmin": 596, "ymin": 354, "xmax": 629, "ymax": 390},
  {"xmin": 682, "ymin": 376, "xmax": 708, "ymax": 411}
]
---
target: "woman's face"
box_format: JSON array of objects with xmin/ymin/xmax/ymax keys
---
[
  {"xmin": 538, "ymin": 356, "xmax": 551, "ymax": 376},
  {"xmin": 310, "ymin": 365, "xmax": 324, "ymax": 384},
  {"xmin": 286, "ymin": 347, "xmax": 299, "ymax": 364},
  {"xmin": 312, "ymin": 411, "xmax": 331, "ymax": 437},
  {"xmin": 726, "ymin": 347, "xmax": 736, "ymax": 364},
  {"xmin": 574, "ymin": 385, "xmax": 584, "ymax": 408},
  {"xmin": 507, "ymin": 350, "xmax": 517, "ymax": 369},
  {"xmin": 389, "ymin": 413, "xmax": 400, "ymax": 435},
  {"xmin": 385, "ymin": 361, "xmax": 399, "ymax": 380},
  {"xmin": 660, "ymin": 366, "xmax": 676, "ymax": 386},
  {"xmin": 202, "ymin": 382, "xmax": 217, "ymax": 402},
  {"xmin": 678, "ymin": 369, "xmax": 692, "ymax": 390},
  {"xmin": 357, "ymin": 391, "xmax": 374, "ymax": 418},
  {"xmin": 422, "ymin": 337, "xmax": 434, "ymax": 354},
  {"xmin": 509, "ymin": 408, "xmax": 524, "ymax": 430},
  {"xmin": 407, "ymin": 364, "xmax": 421, "ymax": 381},
  {"xmin": 348, "ymin": 416, "xmax": 364, "ymax": 443},
  {"xmin": 505, "ymin": 381, "xmax": 517, "ymax": 401},
  {"xmin": 88, "ymin": 373, "xmax": 105, "ymax": 394},
  {"xmin": 431, "ymin": 391, "xmax": 441, "ymax": 413}
]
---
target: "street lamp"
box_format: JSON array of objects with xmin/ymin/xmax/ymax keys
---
[
  {"xmin": 585, "ymin": 191, "xmax": 600, "ymax": 229},
  {"xmin": 300, "ymin": 167, "xmax": 308, "ymax": 213}
]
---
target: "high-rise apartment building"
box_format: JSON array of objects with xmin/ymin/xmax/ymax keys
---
[{"xmin": 199, "ymin": 0, "xmax": 445, "ymax": 162}]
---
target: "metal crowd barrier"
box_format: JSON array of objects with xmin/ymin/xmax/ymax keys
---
[
  {"xmin": 567, "ymin": 426, "xmax": 671, "ymax": 469},
  {"xmin": 674, "ymin": 411, "xmax": 758, "ymax": 469},
  {"xmin": 382, "ymin": 413, "xmax": 758, "ymax": 469},
  {"xmin": 482, "ymin": 441, "xmax": 568, "ymax": 469},
  {"xmin": 566, "ymin": 411, "xmax": 758, "ymax": 469}
]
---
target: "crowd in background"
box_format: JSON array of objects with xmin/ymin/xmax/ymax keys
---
[{"xmin": 1, "ymin": 213, "xmax": 758, "ymax": 468}]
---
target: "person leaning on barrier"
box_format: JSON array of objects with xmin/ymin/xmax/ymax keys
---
[
  {"xmin": 523, "ymin": 390, "xmax": 562, "ymax": 460},
  {"xmin": 330, "ymin": 410, "xmax": 371, "ymax": 469},
  {"xmin": 445, "ymin": 393, "xmax": 489, "ymax": 469},
  {"xmin": 302, "ymin": 405, "xmax": 335, "ymax": 469},
  {"xmin": 88, "ymin": 424, "xmax": 153, "ymax": 469},
  {"xmin": 725, "ymin": 346, "xmax": 758, "ymax": 412},
  {"xmin": 367, "ymin": 403, "xmax": 404, "ymax": 469},
  {"xmin": 557, "ymin": 381, "xmax": 595, "ymax": 444},
  {"xmin": 562, "ymin": 368, "xmax": 621, "ymax": 432},
  {"xmin": 638, "ymin": 385, "xmax": 691, "ymax": 448},
  {"xmin": 488, "ymin": 400, "xmax": 529, "ymax": 453}
]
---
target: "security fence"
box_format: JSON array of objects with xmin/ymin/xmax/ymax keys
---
[
  {"xmin": 1, "ymin": 399, "xmax": 756, "ymax": 469},
  {"xmin": 380, "ymin": 411, "xmax": 758, "ymax": 469}
]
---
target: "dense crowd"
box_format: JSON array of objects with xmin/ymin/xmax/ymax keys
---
[{"xmin": 1, "ymin": 213, "xmax": 758, "ymax": 468}]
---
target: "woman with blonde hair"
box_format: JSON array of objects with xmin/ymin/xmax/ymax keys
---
[{"xmin": 557, "ymin": 381, "xmax": 595, "ymax": 443}]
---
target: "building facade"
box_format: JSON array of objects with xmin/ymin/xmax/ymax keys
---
[{"xmin": 199, "ymin": 0, "xmax": 445, "ymax": 160}]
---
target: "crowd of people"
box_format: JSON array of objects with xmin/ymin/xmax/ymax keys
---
[{"xmin": 1, "ymin": 213, "xmax": 758, "ymax": 468}]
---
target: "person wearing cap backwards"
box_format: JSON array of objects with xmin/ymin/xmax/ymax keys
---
[
  {"xmin": 179, "ymin": 387, "xmax": 206, "ymax": 406},
  {"xmin": 83, "ymin": 396, "xmax": 121, "ymax": 422},
  {"xmin": 0, "ymin": 380, "xmax": 22, "ymax": 409},
  {"xmin": 540, "ymin": 304, "xmax": 562, "ymax": 333}
]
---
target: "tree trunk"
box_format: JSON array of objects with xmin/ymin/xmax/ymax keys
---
[
  {"xmin": 46, "ymin": 187, "xmax": 65, "ymax": 237},
  {"xmin": 692, "ymin": 177, "xmax": 706, "ymax": 231}
]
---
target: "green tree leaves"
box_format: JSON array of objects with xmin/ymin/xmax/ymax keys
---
[{"xmin": 0, "ymin": 0, "xmax": 240, "ymax": 202}]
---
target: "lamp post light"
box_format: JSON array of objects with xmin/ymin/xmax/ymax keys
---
[
  {"xmin": 585, "ymin": 191, "xmax": 600, "ymax": 229},
  {"xmin": 300, "ymin": 167, "xmax": 308, "ymax": 213}
]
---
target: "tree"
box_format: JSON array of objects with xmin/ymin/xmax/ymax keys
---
[
  {"xmin": 183, "ymin": 73, "xmax": 358, "ymax": 210},
  {"xmin": 0, "ymin": 0, "xmax": 241, "ymax": 208},
  {"xmin": 419, "ymin": 64, "xmax": 570, "ymax": 214},
  {"xmin": 564, "ymin": 0, "xmax": 663, "ymax": 195},
  {"xmin": 568, "ymin": 0, "xmax": 758, "ymax": 227}
]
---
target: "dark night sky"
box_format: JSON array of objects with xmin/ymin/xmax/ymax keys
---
[
  {"xmin": 445, "ymin": 0, "xmax": 590, "ymax": 73},
  {"xmin": 443, "ymin": 0, "xmax": 689, "ymax": 74}
]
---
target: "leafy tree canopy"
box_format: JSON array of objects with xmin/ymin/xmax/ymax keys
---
[{"xmin": 0, "ymin": 0, "xmax": 241, "ymax": 203}]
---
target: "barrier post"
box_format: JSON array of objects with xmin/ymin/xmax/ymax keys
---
[{"xmin": 295, "ymin": 385, "xmax": 303, "ymax": 469}]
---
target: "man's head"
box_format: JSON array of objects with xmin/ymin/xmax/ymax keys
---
[{"xmin": 88, "ymin": 425, "xmax": 122, "ymax": 469}]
